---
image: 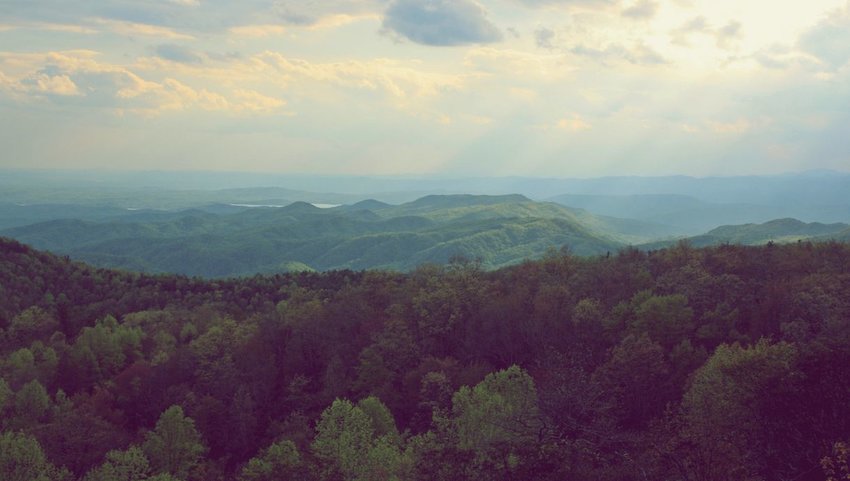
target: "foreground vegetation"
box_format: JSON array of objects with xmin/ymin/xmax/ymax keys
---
[{"xmin": 1, "ymin": 237, "xmax": 850, "ymax": 480}]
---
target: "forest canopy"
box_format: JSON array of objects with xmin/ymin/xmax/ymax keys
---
[{"xmin": 1, "ymin": 236, "xmax": 850, "ymax": 480}]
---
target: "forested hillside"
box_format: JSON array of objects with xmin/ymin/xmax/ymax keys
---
[
  {"xmin": 1, "ymin": 195, "xmax": 651, "ymax": 276},
  {"xmin": 642, "ymin": 218, "xmax": 850, "ymax": 250},
  {"xmin": 2, "ymin": 237, "xmax": 850, "ymax": 480}
]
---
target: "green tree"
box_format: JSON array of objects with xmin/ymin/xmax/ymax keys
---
[
  {"xmin": 8, "ymin": 306, "xmax": 59, "ymax": 346},
  {"xmin": 83, "ymin": 446, "xmax": 150, "ymax": 481},
  {"xmin": 14, "ymin": 379, "xmax": 51, "ymax": 427},
  {"xmin": 679, "ymin": 340, "xmax": 798, "ymax": 481},
  {"xmin": 312, "ymin": 399, "xmax": 374, "ymax": 480},
  {"xmin": 357, "ymin": 396, "xmax": 401, "ymax": 444},
  {"xmin": 312, "ymin": 397, "xmax": 408, "ymax": 481},
  {"xmin": 448, "ymin": 365, "xmax": 542, "ymax": 478},
  {"xmin": 592, "ymin": 334, "xmax": 670, "ymax": 429},
  {"xmin": 632, "ymin": 294, "xmax": 694, "ymax": 349},
  {"xmin": 0, "ymin": 378, "xmax": 12, "ymax": 421},
  {"xmin": 143, "ymin": 405, "xmax": 206, "ymax": 479},
  {"xmin": 0, "ymin": 431, "xmax": 70, "ymax": 481},
  {"xmin": 240, "ymin": 439, "xmax": 301, "ymax": 481}
]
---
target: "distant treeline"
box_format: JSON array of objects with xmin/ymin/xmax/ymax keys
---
[{"xmin": 1, "ymin": 237, "xmax": 850, "ymax": 481}]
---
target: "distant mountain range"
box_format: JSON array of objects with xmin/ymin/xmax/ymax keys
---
[
  {"xmin": 641, "ymin": 218, "xmax": 850, "ymax": 249},
  {"xmin": 1, "ymin": 194, "xmax": 652, "ymax": 277},
  {"xmin": 1, "ymin": 170, "xmax": 848, "ymax": 276},
  {"xmin": 547, "ymin": 193, "xmax": 850, "ymax": 235}
]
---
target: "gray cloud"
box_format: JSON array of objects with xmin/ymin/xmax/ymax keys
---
[
  {"xmin": 534, "ymin": 27, "xmax": 556, "ymax": 49},
  {"xmin": 622, "ymin": 0, "xmax": 658, "ymax": 20},
  {"xmin": 382, "ymin": 0, "xmax": 502, "ymax": 46},
  {"xmin": 0, "ymin": 0, "xmax": 384, "ymax": 32},
  {"xmin": 154, "ymin": 44, "xmax": 203, "ymax": 64},
  {"xmin": 799, "ymin": 3, "xmax": 850, "ymax": 69}
]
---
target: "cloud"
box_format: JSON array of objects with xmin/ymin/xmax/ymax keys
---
[
  {"xmin": 0, "ymin": 50, "xmax": 286, "ymax": 116},
  {"xmin": 709, "ymin": 119, "xmax": 752, "ymax": 134},
  {"xmin": 513, "ymin": 0, "xmax": 615, "ymax": 7},
  {"xmin": 556, "ymin": 115, "xmax": 592, "ymax": 131},
  {"xmin": 257, "ymin": 51, "xmax": 465, "ymax": 101},
  {"xmin": 715, "ymin": 21, "xmax": 742, "ymax": 49},
  {"xmin": 672, "ymin": 16, "xmax": 743, "ymax": 50},
  {"xmin": 271, "ymin": 1, "xmax": 385, "ymax": 27},
  {"xmin": 228, "ymin": 24, "xmax": 288, "ymax": 37},
  {"xmin": 90, "ymin": 18, "xmax": 196, "ymax": 40},
  {"xmin": 622, "ymin": 0, "xmax": 658, "ymax": 20},
  {"xmin": 464, "ymin": 47, "xmax": 571, "ymax": 78},
  {"xmin": 22, "ymin": 72, "xmax": 81, "ymax": 96},
  {"xmin": 0, "ymin": 0, "xmax": 383, "ymax": 35},
  {"xmin": 533, "ymin": 114, "xmax": 592, "ymax": 132},
  {"xmin": 154, "ymin": 44, "xmax": 203, "ymax": 64},
  {"xmin": 382, "ymin": 0, "xmax": 502, "ymax": 46},
  {"xmin": 571, "ymin": 42, "xmax": 666, "ymax": 65},
  {"xmin": 534, "ymin": 27, "xmax": 556, "ymax": 49},
  {"xmin": 799, "ymin": 2, "xmax": 850, "ymax": 69}
]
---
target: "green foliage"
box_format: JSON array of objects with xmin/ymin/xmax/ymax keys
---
[
  {"xmin": 69, "ymin": 315, "xmax": 144, "ymax": 383},
  {"xmin": 450, "ymin": 365, "xmax": 541, "ymax": 453},
  {"xmin": 239, "ymin": 439, "xmax": 301, "ymax": 481},
  {"xmin": 83, "ymin": 446, "xmax": 150, "ymax": 481},
  {"xmin": 679, "ymin": 340, "xmax": 799, "ymax": 481},
  {"xmin": 357, "ymin": 397, "xmax": 401, "ymax": 444},
  {"xmin": 632, "ymin": 294, "xmax": 694, "ymax": 348},
  {"xmin": 0, "ymin": 431, "xmax": 70, "ymax": 481},
  {"xmin": 14, "ymin": 379, "xmax": 51, "ymax": 427},
  {"xmin": 0, "ymin": 378, "xmax": 11, "ymax": 417},
  {"xmin": 312, "ymin": 397, "xmax": 407, "ymax": 481},
  {"xmin": 143, "ymin": 405, "xmax": 206, "ymax": 479},
  {"xmin": 312, "ymin": 399, "xmax": 375, "ymax": 480},
  {"xmin": 7, "ymin": 306, "xmax": 59, "ymax": 346},
  {"xmin": 1, "ymin": 238, "xmax": 850, "ymax": 481}
]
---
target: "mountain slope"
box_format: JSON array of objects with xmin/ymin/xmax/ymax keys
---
[
  {"xmin": 0, "ymin": 194, "xmax": 637, "ymax": 276},
  {"xmin": 641, "ymin": 218, "xmax": 850, "ymax": 249}
]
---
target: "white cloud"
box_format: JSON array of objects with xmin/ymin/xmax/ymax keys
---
[
  {"xmin": 228, "ymin": 24, "xmax": 287, "ymax": 37},
  {"xmin": 90, "ymin": 18, "xmax": 196, "ymax": 40}
]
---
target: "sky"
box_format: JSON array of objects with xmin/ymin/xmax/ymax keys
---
[{"xmin": 0, "ymin": 0, "xmax": 849, "ymax": 177}]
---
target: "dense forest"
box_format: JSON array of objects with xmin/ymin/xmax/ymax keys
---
[{"xmin": 2, "ymin": 236, "xmax": 850, "ymax": 480}]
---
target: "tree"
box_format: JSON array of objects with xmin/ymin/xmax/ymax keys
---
[
  {"xmin": 448, "ymin": 365, "xmax": 542, "ymax": 477},
  {"xmin": 143, "ymin": 405, "xmax": 206, "ymax": 479},
  {"xmin": 822, "ymin": 442, "xmax": 850, "ymax": 481},
  {"xmin": 678, "ymin": 340, "xmax": 798, "ymax": 481},
  {"xmin": 0, "ymin": 378, "xmax": 11, "ymax": 422},
  {"xmin": 312, "ymin": 399, "xmax": 374, "ymax": 480},
  {"xmin": 8, "ymin": 306, "xmax": 59, "ymax": 346},
  {"xmin": 312, "ymin": 397, "xmax": 408, "ymax": 481},
  {"xmin": 240, "ymin": 439, "xmax": 302, "ymax": 481},
  {"xmin": 592, "ymin": 334, "xmax": 670, "ymax": 429},
  {"xmin": 0, "ymin": 431, "xmax": 70, "ymax": 481},
  {"xmin": 14, "ymin": 379, "xmax": 51, "ymax": 427},
  {"xmin": 632, "ymin": 294, "xmax": 694, "ymax": 349},
  {"xmin": 83, "ymin": 446, "xmax": 150, "ymax": 481}
]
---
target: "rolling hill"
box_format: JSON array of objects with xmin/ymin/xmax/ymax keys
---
[
  {"xmin": 0, "ymin": 194, "xmax": 649, "ymax": 276},
  {"xmin": 641, "ymin": 218, "xmax": 850, "ymax": 249}
]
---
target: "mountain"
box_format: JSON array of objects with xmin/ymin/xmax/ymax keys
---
[
  {"xmin": 548, "ymin": 193, "xmax": 850, "ymax": 235},
  {"xmin": 641, "ymin": 218, "xmax": 850, "ymax": 249},
  {"xmin": 0, "ymin": 194, "xmax": 650, "ymax": 277}
]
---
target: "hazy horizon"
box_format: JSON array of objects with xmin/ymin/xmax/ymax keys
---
[{"xmin": 2, "ymin": 0, "xmax": 850, "ymax": 177}]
